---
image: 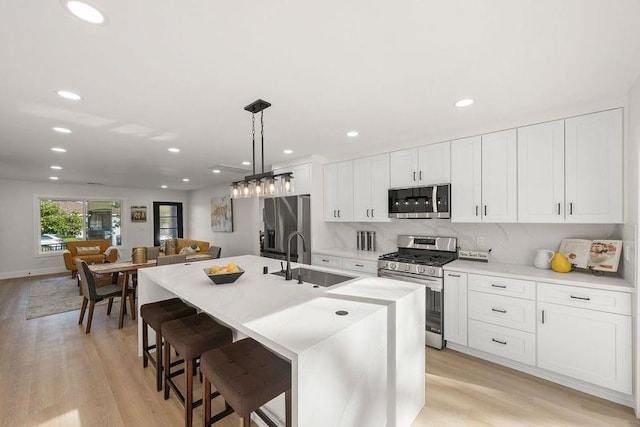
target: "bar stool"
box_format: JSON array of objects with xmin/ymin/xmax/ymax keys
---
[
  {"xmin": 162, "ymin": 313, "xmax": 233, "ymax": 427},
  {"xmin": 201, "ymin": 338, "xmax": 292, "ymax": 427},
  {"xmin": 140, "ymin": 298, "xmax": 197, "ymax": 391}
]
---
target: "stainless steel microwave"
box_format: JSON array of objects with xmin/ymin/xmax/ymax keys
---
[{"xmin": 388, "ymin": 184, "xmax": 451, "ymax": 219}]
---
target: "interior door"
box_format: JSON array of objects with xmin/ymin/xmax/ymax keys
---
[{"xmin": 153, "ymin": 202, "xmax": 183, "ymax": 247}]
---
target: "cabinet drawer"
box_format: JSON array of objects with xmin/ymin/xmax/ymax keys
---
[
  {"xmin": 538, "ymin": 282, "xmax": 631, "ymax": 315},
  {"xmin": 469, "ymin": 291, "xmax": 535, "ymax": 333},
  {"xmin": 342, "ymin": 258, "xmax": 378, "ymax": 275},
  {"xmin": 468, "ymin": 274, "xmax": 535, "ymax": 300},
  {"xmin": 311, "ymin": 254, "xmax": 343, "ymax": 269},
  {"xmin": 468, "ymin": 319, "xmax": 536, "ymax": 366}
]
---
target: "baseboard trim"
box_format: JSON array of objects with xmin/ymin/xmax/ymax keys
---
[
  {"xmin": 0, "ymin": 266, "xmax": 68, "ymax": 280},
  {"xmin": 446, "ymin": 342, "xmax": 634, "ymax": 408}
]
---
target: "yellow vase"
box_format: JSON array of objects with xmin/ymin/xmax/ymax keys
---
[{"xmin": 551, "ymin": 252, "xmax": 572, "ymax": 273}]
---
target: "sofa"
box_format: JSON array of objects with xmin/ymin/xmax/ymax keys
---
[{"xmin": 63, "ymin": 239, "xmax": 118, "ymax": 276}]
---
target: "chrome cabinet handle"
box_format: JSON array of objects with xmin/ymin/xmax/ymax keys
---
[
  {"xmin": 333, "ymin": 210, "xmax": 337, "ymax": 218},
  {"xmin": 484, "ymin": 205, "xmax": 487, "ymax": 216},
  {"xmin": 322, "ymin": 259, "xmax": 329, "ymax": 263},
  {"xmin": 419, "ymin": 170, "xmax": 423, "ymax": 181},
  {"xmin": 371, "ymin": 208, "xmax": 374, "ymax": 217},
  {"xmin": 475, "ymin": 205, "xmax": 479, "ymax": 216},
  {"xmin": 557, "ymin": 203, "xmax": 561, "ymax": 215},
  {"xmin": 355, "ymin": 264, "xmax": 364, "ymax": 267},
  {"xmin": 569, "ymin": 202, "xmax": 573, "ymax": 215},
  {"xmin": 337, "ymin": 210, "xmax": 341, "ymax": 218},
  {"xmin": 491, "ymin": 283, "xmax": 507, "ymax": 289},
  {"xmin": 570, "ymin": 295, "xmax": 590, "ymax": 301},
  {"xmin": 366, "ymin": 209, "xmax": 370, "ymax": 217},
  {"xmin": 413, "ymin": 171, "xmax": 416, "ymax": 181},
  {"xmin": 491, "ymin": 308, "xmax": 507, "ymax": 314},
  {"xmin": 541, "ymin": 310, "xmax": 545, "ymax": 324},
  {"xmin": 448, "ymin": 273, "xmax": 460, "ymax": 278},
  {"xmin": 492, "ymin": 338, "xmax": 507, "ymax": 345}
]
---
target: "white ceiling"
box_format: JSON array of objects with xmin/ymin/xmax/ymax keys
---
[{"xmin": 1, "ymin": 0, "xmax": 640, "ymax": 190}]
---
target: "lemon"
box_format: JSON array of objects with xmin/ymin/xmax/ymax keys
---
[{"xmin": 551, "ymin": 253, "xmax": 572, "ymax": 273}]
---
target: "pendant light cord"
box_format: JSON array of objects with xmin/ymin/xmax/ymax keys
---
[
  {"xmin": 261, "ymin": 110, "xmax": 265, "ymax": 174},
  {"xmin": 251, "ymin": 112, "xmax": 256, "ymax": 175}
]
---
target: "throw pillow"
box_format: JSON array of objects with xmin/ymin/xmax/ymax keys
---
[
  {"xmin": 77, "ymin": 246, "xmax": 101, "ymax": 255},
  {"xmin": 179, "ymin": 246, "xmax": 196, "ymax": 255},
  {"xmin": 190, "ymin": 243, "xmax": 201, "ymax": 252}
]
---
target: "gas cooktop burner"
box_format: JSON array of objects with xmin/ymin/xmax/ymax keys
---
[{"xmin": 378, "ymin": 235, "xmax": 458, "ymax": 278}]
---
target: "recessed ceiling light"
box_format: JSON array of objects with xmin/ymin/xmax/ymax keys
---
[
  {"xmin": 168, "ymin": 148, "xmax": 180, "ymax": 153},
  {"xmin": 53, "ymin": 127, "xmax": 72, "ymax": 134},
  {"xmin": 455, "ymin": 98, "xmax": 474, "ymax": 107},
  {"xmin": 283, "ymin": 149, "xmax": 293, "ymax": 154},
  {"xmin": 346, "ymin": 131, "xmax": 359, "ymax": 137},
  {"xmin": 50, "ymin": 165, "xmax": 63, "ymax": 170},
  {"xmin": 51, "ymin": 147, "xmax": 67, "ymax": 153},
  {"xmin": 242, "ymin": 161, "xmax": 251, "ymax": 166},
  {"xmin": 182, "ymin": 178, "xmax": 190, "ymax": 182},
  {"xmin": 64, "ymin": 1, "xmax": 105, "ymax": 24},
  {"xmin": 49, "ymin": 176, "xmax": 59, "ymax": 181},
  {"xmin": 161, "ymin": 185, "xmax": 168, "ymax": 189},
  {"xmin": 56, "ymin": 90, "xmax": 82, "ymax": 101},
  {"xmin": 212, "ymin": 169, "xmax": 221, "ymax": 174}
]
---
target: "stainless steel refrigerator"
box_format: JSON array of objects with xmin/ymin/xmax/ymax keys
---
[{"xmin": 260, "ymin": 195, "xmax": 311, "ymax": 264}]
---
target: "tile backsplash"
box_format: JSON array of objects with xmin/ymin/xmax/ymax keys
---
[{"xmin": 322, "ymin": 220, "xmax": 620, "ymax": 268}]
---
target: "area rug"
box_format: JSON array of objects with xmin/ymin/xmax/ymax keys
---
[{"xmin": 26, "ymin": 276, "xmax": 84, "ymax": 320}]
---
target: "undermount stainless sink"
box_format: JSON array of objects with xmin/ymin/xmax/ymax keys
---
[{"xmin": 272, "ymin": 267, "xmax": 356, "ymax": 287}]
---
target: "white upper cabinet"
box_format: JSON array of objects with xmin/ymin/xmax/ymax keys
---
[
  {"xmin": 481, "ymin": 129, "xmax": 517, "ymax": 222},
  {"xmin": 389, "ymin": 141, "xmax": 450, "ymax": 188},
  {"xmin": 451, "ymin": 136, "xmax": 482, "ymax": 222},
  {"xmin": 451, "ymin": 131, "xmax": 516, "ymax": 223},
  {"xmin": 517, "ymin": 121, "xmax": 565, "ymax": 222},
  {"xmin": 273, "ymin": 163, "xmax": 312, "ymax": 196},
  {"xmin": 565, "ymin": 109, "xmax": 623, "ymax": 223},
  {"xmin": 323, "ymin": 161, "xmax": 354, "ymax": 222},
  {"xmin": 353, "ymin": 154, "xmax": 390, "ymax": 222}
]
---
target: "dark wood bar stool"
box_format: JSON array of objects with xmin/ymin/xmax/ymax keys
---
[
  {"xmin": 140, "ymin": 298, "xmax": 197, "ymax": 391},
  {"xmin": 201, "ymin": 338, "xmax": 292, "ymax": 427},
  {"xmin": 162, "ymin": 313, "xmax": 233, "ymax": 427}
]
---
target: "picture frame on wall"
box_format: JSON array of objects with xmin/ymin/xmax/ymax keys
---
[
  {"xmin": 211, "ymin": 196, "xmax": 233, "ymax": 232},
  {"xmin": 131, "ymin": 206, "xmax": 147, "ymax": 223}
]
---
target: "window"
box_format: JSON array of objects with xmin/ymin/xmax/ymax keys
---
[
  {"xmin": 153, "ymin": 202, "xmax": 183, "ymax": 246},
  {"xmin": 38, "ymin": 198, "xmax": 122, "ymax": 253}
]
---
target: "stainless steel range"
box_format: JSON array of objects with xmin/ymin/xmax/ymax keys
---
[{"xmin": 378, "ymin": 235, "xmax": 458, "ymax": 349}]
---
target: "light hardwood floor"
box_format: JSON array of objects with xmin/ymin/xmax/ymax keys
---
[{"xmin": 1, "ymin": 274, "xmax": 639, "ymax": 427}]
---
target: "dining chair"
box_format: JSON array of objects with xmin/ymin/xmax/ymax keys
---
[
  {"xmin": 156, "ymin": 253, "xmax": 187, "ymax": 266},
  {"xmin": 208, "ymin": 246, "xmax": 222, "ymax": 259},
  {"xmin": 76, "ymin": 259, "xmax": 136, "ymax": 334},
  {"xmin": 146, "ymin": 246, "xmax": 160, "ymax": 260}
]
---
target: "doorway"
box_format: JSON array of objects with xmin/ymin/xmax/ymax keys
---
[{"xmin": 153, "ymin": 202, "xmax": 183, "ymax": 246}]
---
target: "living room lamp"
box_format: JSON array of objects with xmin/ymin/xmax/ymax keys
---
[{"xmin": 230, "ymin": 99, "xmax": 294, "ymax": 199}]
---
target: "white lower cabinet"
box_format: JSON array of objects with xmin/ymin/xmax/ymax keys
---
[
  {"xmin": 468, "ymin": 319, "xmax": 536, "ymax": 366},
  {"xmin": 444, "ymin": 272, "xmax": 467, "ymax": 346},
  {"xmin": 537, "ymin": 301, "xmax": 632, "ymax": 394},
  {"xmin": 445, "ymin": 267, "xmax": 633, "ymax": 400},
  {"xmin": 311, "ymin": 254, "xmax": 377, "ymax": 276}
]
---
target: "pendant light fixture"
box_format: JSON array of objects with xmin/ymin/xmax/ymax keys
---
[{"xmin": 230, "ymin": 99, "xmax": 294, "ymax": 198}]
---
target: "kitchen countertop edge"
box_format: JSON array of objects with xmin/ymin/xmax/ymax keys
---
[{"xmin": 444, "ymin": 260, "xmax": 635, "ymax": 293}]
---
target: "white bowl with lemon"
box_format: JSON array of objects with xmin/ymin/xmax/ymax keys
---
[{"xmin": 203, "ymin": 263, "xmax": 244, "ymax": 284}]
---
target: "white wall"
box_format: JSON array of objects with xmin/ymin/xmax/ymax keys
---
[
  {"xmin": 0, "ymin": 178, "xmax": 188, "ymax": 279},
  {"xmin": 625, "ymin": 74, "xmax": 640, "ymax": 416},
  {"xmin": 188, "ymin": 184, "xmax": 261, "ymax": 257}
]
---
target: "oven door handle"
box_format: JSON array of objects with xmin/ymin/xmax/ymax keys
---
[{"xmin": 378, "ymin": 269, "xmax": 443, "ymax": 290}]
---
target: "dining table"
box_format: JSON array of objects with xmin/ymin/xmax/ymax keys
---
[
  {"xmin": 88, "ymin": 253, "xmax": 216, "ymax": 328},
  {"xmin": 88, "ymin": 259, "xmax": 156, "ymax": 328}
]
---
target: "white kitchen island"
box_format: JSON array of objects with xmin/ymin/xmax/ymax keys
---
[{"xmin": 137, "ymin": 255, "xmax": 425, "ymax": 427}]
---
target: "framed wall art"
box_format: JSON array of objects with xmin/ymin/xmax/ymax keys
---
[
  {"xmin": 131, "ymin": 206, "xmax": 147, "ymax": 223},
  {"xmin": 211, "ymin": 196, "xmax": 233, "ymax": 232}
]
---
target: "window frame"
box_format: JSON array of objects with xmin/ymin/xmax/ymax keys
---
[{"xmin": 34, "ymin": 195, "xmax": 126, "ymax": 257}]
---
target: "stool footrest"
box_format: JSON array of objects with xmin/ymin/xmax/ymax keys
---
[{"xmin": 206, "ymin": 405, "xmax": 235, "ymax": 427}]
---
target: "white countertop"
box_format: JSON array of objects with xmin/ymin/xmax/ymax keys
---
[
  {"xmin": 314, "ymin": 247, "xmax": 383, "ymax": 261},
  {"xmin": 445, "ymin": 260, "xmax": 634, "ymax": 292},
  {"xmin": 139, "ymin": 254, "xmax": 422, "ymax": 358}
]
